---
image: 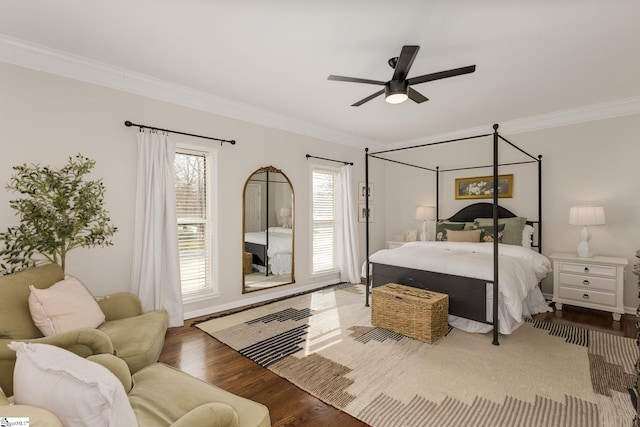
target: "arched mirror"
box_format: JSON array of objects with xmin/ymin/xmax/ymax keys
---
[{"xmin": 243, "ymin": 166, "xmax": 294, "ymax": 292}]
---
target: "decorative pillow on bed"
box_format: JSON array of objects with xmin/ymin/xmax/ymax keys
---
[
  {"xmin": 445, "ymin": 229, "xmax": 482, "ymax": 243},
  {"xmin": 522, "ymin": 224, "xmax": 535, "ymax": 248},
  {"xmin": 474, "ymin": 217, "xmax": 527, "ymax": 246},
  {"xmin": 473, "ymin": 223, "xmax": 506, "ymax": 243},
  {"xmin": 435, "ymin": 222, "xmax": 465, "ymax": 241}
]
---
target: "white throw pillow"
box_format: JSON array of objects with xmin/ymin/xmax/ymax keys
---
[
  {"xmin": 28, "ymin": 275, "xmax": 105, "ymax": 336},
  {"xmin": 9, "ymin": 342, "xmax": 137, "ymax": 427},
  {"xmin": 522, "ymin": 224, "xmax": 535, "ymax": 248}
]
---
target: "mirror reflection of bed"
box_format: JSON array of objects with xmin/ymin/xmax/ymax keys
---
[{"xmin": 243, "ymin": 166, "xmax": 294, "ymax": 292}]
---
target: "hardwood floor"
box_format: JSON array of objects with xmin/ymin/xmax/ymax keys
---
[{"xmin": 159, "ymin": 302, "xmax": 636, "ymax": 427}]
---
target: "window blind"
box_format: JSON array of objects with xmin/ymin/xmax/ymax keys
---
[
  {"xmin": 312, "ymin": 168, "xmax": 339, "ymax": 273},
  {"xmin": 175, "ymin": 151, "xmax": 210, "ymax": 294}
]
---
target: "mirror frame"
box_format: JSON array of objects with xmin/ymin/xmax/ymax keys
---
[{"xmin": 242, "ymin": 165, "xmax": 295, "ymax": 293}]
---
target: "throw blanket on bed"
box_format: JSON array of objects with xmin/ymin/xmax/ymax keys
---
[{"xmin": 366, "ymin": 241, "xmax": 552, "ymax": 329}]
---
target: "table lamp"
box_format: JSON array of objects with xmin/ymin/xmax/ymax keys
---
[
  {"xmin": 415, "ymin": 206, "xmax": 435, "ymax": 241},
  {"xmin": 569, "ymin": 205, "xmax": 605, "ymax": 258},
  {"xmin": 280, "ymin": 207, "xmax": 292, "ymax": 228}
]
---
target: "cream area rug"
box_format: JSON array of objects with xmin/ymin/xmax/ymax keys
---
[{"xmin": 196, "ymin": 285, "xmax": 636, "ymax": 427}]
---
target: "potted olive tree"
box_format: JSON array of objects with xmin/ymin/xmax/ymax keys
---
[{"xmin": 0, "ymin": 154, "xmax": 117, "ymax": 274}]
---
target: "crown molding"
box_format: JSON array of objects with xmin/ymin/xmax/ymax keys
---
[
  {"xmin": 0, "ymin": 34, "xmax": 372, "ymax": 149},
  {"xmin": 2, "ymin": 34, "xmax": 638, "ymax": 150},
  {"xmin": 392, "ymin": 96, "xmax": 640, "ymax": 149}
]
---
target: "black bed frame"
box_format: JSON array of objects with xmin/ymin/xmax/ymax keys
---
[{"xmin": 364, "ymin": 124, "xmax": 542, "ymax": 345}]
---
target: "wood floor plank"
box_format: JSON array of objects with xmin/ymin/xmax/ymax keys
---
[{"xmin": 159, "ymin": 302, "xmax": 635, "ymax": 427}]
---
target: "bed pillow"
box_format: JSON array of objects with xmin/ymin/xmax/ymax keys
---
[
  {"xmin": 9, "ymin": 342, "xmax": 137, "ymax": 427},
  {"xmin": 445, "ymin": 229, "xmax": 482, "ymax": 243},
  {"xmin": 473, "ymin": 223, "xmax": 506, "ymax": 243},
  {"xmin": 522, "ymin": 224, "xmax": 535, "ymax": 248},
  {"xmin": 435, "ymin": 222, "xmax": 465, "ymax": 241},
  {"xmin": 474, "ymin": 217, "xmax": 527, "ymax": 246},
  {"xmin": 28, "ymin": 276, "xmax": 105, "ymax": 336}
]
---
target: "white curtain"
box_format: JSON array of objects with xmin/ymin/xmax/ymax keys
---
[
  {"xmin": 338, "ymin": 165, "xmax": 361, "ymax": 283},
  {"xmin": 130, "ymin": 130, "xmax": 183, "ymax": 327}
]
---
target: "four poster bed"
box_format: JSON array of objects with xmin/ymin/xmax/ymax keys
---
[{"xmin": 363, "ymin": 124, "xmax": 551, "ymax": 345}]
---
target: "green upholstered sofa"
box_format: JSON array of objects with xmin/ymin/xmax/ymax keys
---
[
  {"xmin": 0, "ymin": 263, "xmax": 169, "ymax": 396},
  {"xmin": 0, "ymin": 352, "xmax": 271, "ymax": 427}
]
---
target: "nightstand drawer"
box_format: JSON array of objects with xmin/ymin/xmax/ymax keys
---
[
  {"xmin": 558, "ymin": 286, "xmax": 616, "ymax": 307},
  {"xmin": 558, "ymin": 262, "xmax": 616, "ymax": 277},
  {"xmin": 558, "ymin": 272, "xmax": 616, "ymax": 292}
]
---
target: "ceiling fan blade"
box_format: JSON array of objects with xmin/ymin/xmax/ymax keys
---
[
  {"xmin": 392, "ymin": 45, "xmax": 420, "ymax": 81},
  {"xmin": 351, "ymin": 89, "xmax": 385, "ymax": 107},
  {"xmin": 407, "ymin": 65, "xmax": 476, "ymax": 86},
  {"xmin": 408, "ymin": 87, "xmax": 429, "ymax": 103},
  {"xmin": 328, "ymin": 75, "xmax": 386, "ymax": 85}
]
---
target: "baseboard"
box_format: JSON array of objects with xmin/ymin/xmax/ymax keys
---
[{"xmin": 183, "ymin": 279, "xmax": 342, "ymax": 321}]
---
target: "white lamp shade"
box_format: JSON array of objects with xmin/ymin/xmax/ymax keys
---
[
  {"xmin": 568, "ymin": 205, "xmax": 606, "ymax": 226},
  {"xmin": 280, "ymin": 207, "xmax": 292, "ymax": 217},
  {"xmin": 415, "ymin": 206, "xmax": 435, "ymax": 221}
]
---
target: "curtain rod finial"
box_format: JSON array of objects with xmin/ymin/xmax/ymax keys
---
[{"xmin": 124, "ymin": 120, "xmax": 133, "ymax": 127}]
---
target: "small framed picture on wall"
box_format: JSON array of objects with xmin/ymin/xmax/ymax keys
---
[
  {"xmin": 358, "ymin": 203, "xmax": 373, "ymax": 222},
  {"xmin": 358, "ymin": 181, "xmax": 373, "ymax": 202}
]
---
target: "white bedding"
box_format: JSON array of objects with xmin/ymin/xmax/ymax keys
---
[
  {"xmin": 365, "ymin": 241, "xmax": 553, "ymax": 334},
  {"xmin": 245, "ymin": 227, "xmax": 292, "ymax": 275}
]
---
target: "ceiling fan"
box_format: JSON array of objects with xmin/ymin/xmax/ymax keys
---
[{"xmin": 328, "ymin": 45, "xmax": 476, "ymax": 107}]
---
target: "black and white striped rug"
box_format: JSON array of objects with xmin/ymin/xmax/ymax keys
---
[{"xmin": 197, "ymin": 284, "xmax": 635, "ymax": 427}]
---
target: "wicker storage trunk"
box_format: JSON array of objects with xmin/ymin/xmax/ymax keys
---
[
  {"xmin": 243, "ymin": 252, "xmax": 253, "ymax": 274},
  {"xmin": 372, "ymin": 283, "xmax": 449, "ymax": 344}
]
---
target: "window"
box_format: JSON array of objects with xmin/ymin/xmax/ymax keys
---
[
  {"xmin": 311, "ymin": 167, "xmax": 340, "ymax": 273},
  {"xmin": 174, "ymin": 146, "xmax": 214, "ymax": 296}
]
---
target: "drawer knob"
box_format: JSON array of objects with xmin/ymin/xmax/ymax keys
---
[
  {"xmin": 584, "ymin": 267, "xmax": 590, "ymax": 273},
  {"xmin": 583, "ymin": 280, "xmax": 590, "ymax": 285},
  {"xmin": 582, "ymin": 293, "xmax": 590, "ymax": 300}
]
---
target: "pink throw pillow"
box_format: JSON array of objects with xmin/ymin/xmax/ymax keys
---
[{"xmin": 28, "ymin": 276, "xmax": 105, "ymax": 336}]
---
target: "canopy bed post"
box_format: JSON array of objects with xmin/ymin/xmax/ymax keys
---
[
  {"xmin": 492, "ymin": 124, "xmax": 500, "ymax": 345},
  {"xmin": 538, "ymin": 155, "xmax": 543, "ymax": 253},
  {"xmin": 436, "ymin": 166, "xmax": 440, "ymax": 221},
  {"xmin": 365, "ymin": 148, "xmax": 371, "ymax": 307},
  {"xmin": 265, "ymin": 170, "xmax": 270, "ymax": 277}
]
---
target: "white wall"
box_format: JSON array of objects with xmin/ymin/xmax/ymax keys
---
[
  {"xmin": 3, "ymin": 61, "xmax": 636, "ymax": 317},
  {"xmin": 0, "ymin": 62, "xmax": 386, "ymax": 319},
  {"xmin": 382, "ymin": 115, "xmax": 640, "ymax": 311}
]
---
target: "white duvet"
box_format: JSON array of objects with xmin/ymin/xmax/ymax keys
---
[{"xmin": 365, "ymin": 241, "xmax": 553, "ymax": 334}]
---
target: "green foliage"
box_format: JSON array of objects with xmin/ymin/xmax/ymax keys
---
[{"xmin": 0, "ymin": 154, "xmax": 117, "ymax": 274}]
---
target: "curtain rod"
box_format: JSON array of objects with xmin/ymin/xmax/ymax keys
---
[
  {"xmin": 305, "ymin": 154, "xmax": 353, "ymax": 165},
  {"xmin": 124, "ymin": 121, "xmax": 235, "ymax": 145}
]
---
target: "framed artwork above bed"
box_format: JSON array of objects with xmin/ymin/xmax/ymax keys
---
[{"xmin": 455, "ymin": 174, "xmax": 513, "ymax": 200}]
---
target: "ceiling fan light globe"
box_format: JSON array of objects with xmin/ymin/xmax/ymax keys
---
[
  {"xmin": 385, "ymin": 93, "xmax": 408, "ymax": 104},
  {"xmin": 384, "ymin": 80, "xmax": 409, "ymax": 104}
]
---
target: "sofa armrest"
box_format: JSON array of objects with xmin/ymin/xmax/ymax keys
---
[
  {"xmin": 0, "ymin": 328, "xmax": 114, "ymax": 396},
  {"xmin": 171, "ymin": 403, "xmax": 240, "ymax": 427},
  {"xmin": 87, "ymin": 353, "xmax": 132, "ymax": 392},
  {"xmin": 97, "ymin": 293, "xmax": 143, "ymax": 320}
]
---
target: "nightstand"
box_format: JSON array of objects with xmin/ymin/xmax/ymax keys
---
[
  {"xmin": 550, "ymin": 252, "xmax": 628, "ymax": 321},
  {"xmin": 387, "ymin": 241, "xmax": 405, "ymax": 249}
]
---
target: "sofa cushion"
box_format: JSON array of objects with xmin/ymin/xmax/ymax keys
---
[
  {"xmin": 98, "ymin": 309, "xmax": 169, "ymax": 373},
  {"xmin": 129, "ymin": 363, "xmax": 270, "ymax": 427},
  {"xmin": 0, "ymin": 264, "xmax": 64, "ymax": 339},
  {"xmin": 9, "ymin": 341, "xmax": 137, "ymax": 427},
  {"xmin": 28, "ymin": 276, "xmax": 105, "ymax": 336}
]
